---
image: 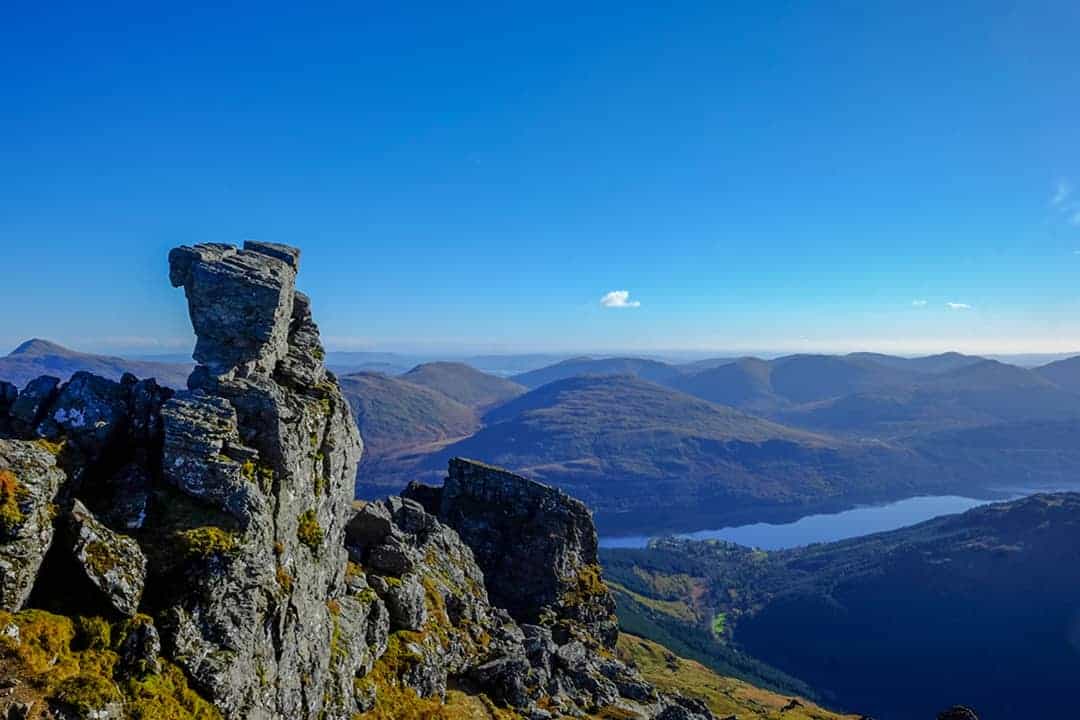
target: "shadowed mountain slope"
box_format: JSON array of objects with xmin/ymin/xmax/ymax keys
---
[{"xmin": 603, "ymin": 493, "xmax": 1080, "ymax": 720}]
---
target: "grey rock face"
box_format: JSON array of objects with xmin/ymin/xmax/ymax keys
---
[
  {"xmin": 0, "ymin": 439, "xmax": 65, "ymax": 611},
  {"xmin": 117, "ymin": 616, "xmax": 162, "ymax": 677},
  {"xmin": 160, "ymin": 392, "xmax": 259, "ymax": 525},
  {"xmin": 0, "ymin": 382, "xmax": 17, "ymax": 423},
  {"xmin": 36, "ymin": 372, "xmax": 128, "ymax": 466},
  {"xmin": 10, "ymin": 376, "xmax": 60, "ymax": 437},
  {"xmin": 409, "ymin": 457, "xmax": 619, "ymax": 646},
  {"xmin": 168, "ymin": 242, "xmax": 299, "ymax": 374},
  {"xmin": 162, "ymin": 242, "xmax": 364, "ymax": 720},
  {"xmin": 66, "ymin": 500, "xmax": 147, "ymax": 617}
]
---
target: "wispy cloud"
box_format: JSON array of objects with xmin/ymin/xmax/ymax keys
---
[
  {"xmin": 1052, "ymin": 179, "xmax": 1072, "ymax": 207},
  {"xmin": 946, "ymin": 302, "xmax": 972, "ymax": 310},
  {"xmin": 600, "ymin": 290, "xmax": 641, "ymax": 308},
  {"xmin": 911, "ymin": 299, "xmax": 928, "ymax": 307}
]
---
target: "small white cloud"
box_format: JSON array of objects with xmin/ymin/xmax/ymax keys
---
[
  {"xmin": 600, "ymin": 290, "xmax": 641, "ymax": 308},
  {"xmin": 911, "ymin": 299, "xmax": 928, "ymax": 307},
  {"xmin": 1052, "ymin": 180, "xmax": 1072, "ymax": 207},
  {"xmin": 946, "ymin": 302, "xmax": 972, "ymax": 310}
]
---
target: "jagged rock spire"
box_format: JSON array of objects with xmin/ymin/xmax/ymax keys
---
[{"xmin": 168, "ymin": 241, "xmax": 301, "ymax": 375}]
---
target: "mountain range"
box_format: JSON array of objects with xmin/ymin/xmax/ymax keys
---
[
  {"xmin": 5, "ymin": 340, "xmax": 1080, "ymax": 536},
  {"xmin": 351, "ymin": 352, "xmax": 1080, "ymax": 533}
]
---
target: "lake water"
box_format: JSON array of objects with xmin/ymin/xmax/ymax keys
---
[{"xmin": 600, "ymin": 494, "xmax": 996, "ymax": 550}]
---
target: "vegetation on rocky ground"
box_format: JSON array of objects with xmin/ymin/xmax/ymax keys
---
[
  {"xmin": 0, "ymin": 609, "xmax": 221, "ymax": 719},
  {"xmin": 615, "ymin": 634, "xmax": 857, "ymax": 720}
]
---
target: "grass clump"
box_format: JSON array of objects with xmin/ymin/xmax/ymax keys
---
[
  {"xmin": 0, "ymin": 609, "xmax": 221, "ymax": 720},
  {"xmin": 0, "ymin": 469, "xmax": 28, "ymax": 535},
  {"xmin": 276, "ymin": 566, "xmax": 294, "ymax": 594},
  {"xmin": 53, "ymin": 673, "xmax": 122, "ymax": 713},
  {"xmin": 241, "ymin": 461, "xmax": 275, "ymax": 493},
  {"xmin": 562, "ymin": 564, "xmax": 609, "ymax": 607},
  {"xmin": 176, "ymin": 527, "xmax": 237, "ymax": 559},
  {"xmin": 34, "ymin": 437, "xmax": 66, "ymax": 456},
  {"xmin": 75, "ymin": 616, "xmax": 112, "ymax": 651},
  {"xmin": 124, "ymin": 662, "xmax": 222, "ymax": 720},
  {"xmin": 297, "ymin": 510, "xmax": 323, "ymax": 552}
]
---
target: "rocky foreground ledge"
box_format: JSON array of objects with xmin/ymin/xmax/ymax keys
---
[{"xmin": 0, "ymin": 242, "xmax": 715, "ymax": 720}]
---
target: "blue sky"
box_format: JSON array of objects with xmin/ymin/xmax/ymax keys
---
[{"xmin": 2, "ymin": 1, "xmax": 1079, "ymax": 356}]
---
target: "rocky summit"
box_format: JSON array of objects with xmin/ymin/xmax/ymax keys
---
[{"xmin": 0, "ymin": 242, "xmax": 718, "ymax": 720}]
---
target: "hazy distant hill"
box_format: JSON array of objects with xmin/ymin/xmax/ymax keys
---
[
  {"xmin": 511, "ymin": 356, "xmax": 684, "ymax": 389},
  {"xmin": 776, "ymin": 360, "xmax": 1080, "ymax": 438},
  {"xmin": 338, "ymin": 371, "xmax": 479, "ymax": 459},
  {"xmin": 1034, "ymin": 354, "xmax": 1080, "ymax": 393},
  {"xmin": 844, "ymin": 351, "xmax": 984, "ymax": 374},
  {"xmin": 603, "ymin": 493, "xmax": 1080, "ymax": 719},
  {"xmin": 0, "ymin": 338, "xmax": 191, "ymax": 388},
  {"xmin": 400, "ymin": 361, "xmax": 525, "ymax": 409},
  {"xmin": 671, "ymin": 357, "xmax": 778, "ymax": 412}
]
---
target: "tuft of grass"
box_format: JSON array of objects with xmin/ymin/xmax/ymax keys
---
[
  {"xmin": 561, "ymin": 563, "xmax": 609, "ymax": 608},
  {"xmin": 52, "ymin": 673, "xmax": 122, "ymax": 713},
  {"xmin": 297, "ymin": 510, "xmax": 323, "ymax": 553},
  {"xmin": 176, "ymin": 527, "xmax": 238, "ymax": 559}
]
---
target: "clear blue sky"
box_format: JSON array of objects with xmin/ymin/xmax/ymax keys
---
[{"xmin": 3, "ymin": 1, "xmax": 1079, "ymax": 356}]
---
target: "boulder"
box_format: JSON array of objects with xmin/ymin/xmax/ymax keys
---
[
  {"xmin": 412, "ymin": 457, "xmax": 619, "ymax": 646},
  {"xmin": 116, "ymin": 617, "xmax": 162, "ymax": 677},
  {"xmin": 0, "ymin": 439, "xmax": 65, "ymax": 610},
  {"xmin": 36, "ymin": 372, "xmax": 128, "ymax": 464},
  {"xmin": 160, "ymin": 392, "xmax": 256, "ymax": 524},
  {"xmin": 168, "ymin": 242, "xmax": 298, "ymax": 373},
  {"xmin": 66, "ymin": 500, "xmax": 147, "ymax": 617},
  {"xmin": 9, "ymin": 376, "xmax": 59, "ymax": 437},
  {"xmin": 0, "ymin": 381, "xmax": 17, "ymax": 417},
  {"xmin": 368, "ymin": 573, "xmax": 427, "ymax": 632},
  {"xmin": 468, "ymin": 655, "xmax": 531, "ymax": 707}
]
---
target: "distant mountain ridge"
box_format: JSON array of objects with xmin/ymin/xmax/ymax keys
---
[
  {"xmin": 354, "ymin": 349, "xmax": 1080, "ymax": 534},
  {"xmin": 0, "ymin": 338, "xmax": 192, "ymax": 389}
]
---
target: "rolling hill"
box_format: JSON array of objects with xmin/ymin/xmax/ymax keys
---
[
  {"xmin": 361, "ymin": 375, "xmax": 953, "ymax": 532},
  {"xmin": 400, "ymin": 361, "xmax": 525, "ymax": 409},
  {"xmin": 0, "ymin": 338, "xmax": 192, "ymax": 388},
  {"xmin": 338, "ymin": 371, "xmax": 480, "ymax": 459}
]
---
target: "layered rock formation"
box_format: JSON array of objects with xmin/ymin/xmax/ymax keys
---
[{"xmin": 0, "ymin": 242, "xmax": 720, "ymax": 720}]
